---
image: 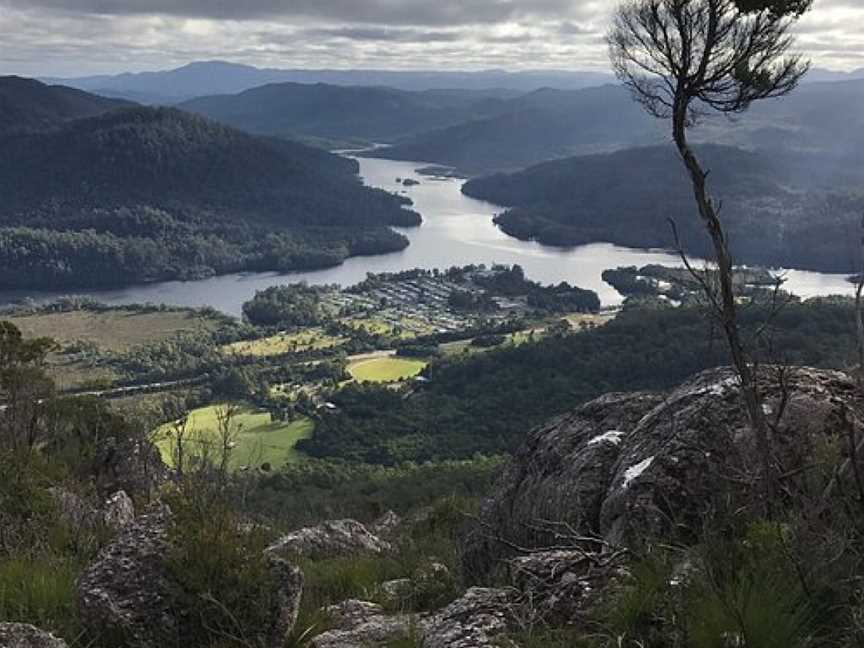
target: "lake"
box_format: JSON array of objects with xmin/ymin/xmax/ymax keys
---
[{"xmin": 0, "ymin": 156, "xmax": 854, "ymax": 317}]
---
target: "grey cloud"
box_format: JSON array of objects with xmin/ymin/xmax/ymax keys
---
[{"xmin": 0, "ymin": 0, "xmax": 585, "ymax": 25}]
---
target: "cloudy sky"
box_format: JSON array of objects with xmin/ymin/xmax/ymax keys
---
[{"xmin": 0, "ymin": 0, "xmax": 861, "ymax": 77}]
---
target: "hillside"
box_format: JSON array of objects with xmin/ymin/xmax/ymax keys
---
[
  {"xmin": 371, "ymin": 78, "xmax": 864, "ymax": 175},
  {"xmin": 180, "ymin": 83, "xmax": 517, "ymax": 145},
  {"xmin": 367, "ymin": 84, "xmax": 663, "ymax": 173},
  {"xmin": 0, "ymin": 76, "xmax": 131, "ymax": 134},
  {"xmin": 0, "ymin": 106, "xmax": 419, "ymax": 289},
  {"xmin": 462, "ymin": 144, "xmax": 864, "ymax": 272}
]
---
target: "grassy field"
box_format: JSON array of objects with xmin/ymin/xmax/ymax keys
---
[
  {"xmin": 153, "ymin": 403, "xmax": 314, "ymax": 471},
  {"xmin": 10, "ymin": 309, "xmax": 220, "ymax": 352},
  {"xmin": 348, "ymin": 357, "xmax": 427, "ymax": 383},
  {"xmin": 222, "ymin": 329, "xmax": 345, "ymax": 357}
]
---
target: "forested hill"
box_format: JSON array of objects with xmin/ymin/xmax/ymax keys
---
[
  {"xmin": 0, "ymin": 76, "xmax": 132, "ymax": 134},
  {"xmin": 369, "ymin": 78, "xmax": 864, "ymax": 175},
  {"xmin": 462, "ymin": 144, "xmax": 864, "ymax": 273},
  {"xmin": 0, "ymin": 106, "xmax": 419, "ymax": 290},
  {"xmin": 367, "ymin": 84, "xmax": 663, "ymax": 174},
  {"xmin": 180, "ymin": 83, "xmax": 518, "ymax": 146}
]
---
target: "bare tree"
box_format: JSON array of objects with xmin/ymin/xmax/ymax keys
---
[{"xmin": 608, "ymin": 0, "xmax": 812, "ymax": 504}]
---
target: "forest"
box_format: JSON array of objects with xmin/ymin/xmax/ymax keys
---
[
  {"xmin": 299, "ymin": 299, "xmax": 859, "ymax": 464},
  {"xmin": 463, "ymin": 144, "xmax": 864, "ymax": 272},
  {"xmin": 0, "ymin": 106, "xmax": 419, "ymax": 289}
]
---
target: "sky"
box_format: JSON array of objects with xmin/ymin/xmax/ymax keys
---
[{"xmin": 0, "ymin": 0, "xmax": 861, "ymax": 77}]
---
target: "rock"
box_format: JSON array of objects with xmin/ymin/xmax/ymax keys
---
[
  {"xmin": 465, "ymin": 366, "xmax": 864, "ymax": 581},
  {"xmin": 371, "ymin": 510, "xmax": 402, "ymax": 537},
  {"xmin": 0, "ymin": 624, "xmax": 68, "ymax": 648},
  {"xmin": 311, "ymin": 600, "xmax": 415, "ymax": 648},
  {"xmin": 76, "ymin": 506, "xmax": 177, "ymax": 647},
  {"xmin": 381, "ymin": 578, "xmax": 414, "ymax": 602},
  {"xmin": 49, "ymin": 487, "xmax": 96, "ymax": 531},
  {"xmin": 51, "ymin": 488, "xmax": 135, "ymax": 535},
  {"xmin": 599, "ymin": 366, "xmax": 862, "ymax": 544},
  {"xmin": 102, "ymin": 491, "xmax": 135, "ymax": 531},
  {"xmin": 508, "ymin": 549, "xmax": 628, "ymax": 625},
  {"xmin": 77, "ymin": 505, "xmax": 303, "ymax": 648},
  {"xmin": 462, "ymin": 391, "xmax": 664, "ymax": 581},
  {"xmin": 268, "ymin": 519, "xmax": 391, "ymax": 559},
  {"xmin": 420, "ymin": 587, "xmax": 515, "ymax": 648}
]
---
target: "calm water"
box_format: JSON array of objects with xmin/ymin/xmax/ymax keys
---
[{"xmin": 0, "ymin": 157, "xmax": 854, "ymax": 317}]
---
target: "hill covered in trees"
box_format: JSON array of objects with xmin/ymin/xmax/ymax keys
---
[
  {"xmin": 367, "ymin": 84, "xmax": 663, "ymax": 173},
  {"xmin": 462, "ymin": 144, "xmax": 864, "ymax": 272},
  {"xmin": 180, "ymin": 83, "xmax": 519, "ymax": 147},
  {"xmin": 0, "ymin": 76, "xmax": 131, "ymax": 134},
  {"xmin": 370, "ymin": 78, "xmax": 864, "ymax": 175},
  {"xmin": 0, "ymin": 105, "xmax": 418, "ymax": 289}
]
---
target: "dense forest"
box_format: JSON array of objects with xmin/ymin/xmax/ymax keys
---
[
  {"xmin": 462, "ymin": 144, "xmax": 864, "ymax": 272},
  {"xmin": 299, "ymin": 299, "xmax": 858, "ymax": 464},
  {"xmin": 0, "ymin": 76, "xmax": 131, "ymax": 134},
  {"xmin": 0, "ymin": 104, "xmax": 419, "ymax": 289}
]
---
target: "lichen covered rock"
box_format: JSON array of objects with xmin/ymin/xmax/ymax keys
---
[
  {"xmin": 268, "ymin": 518, "xmax": 391, "ymax": 559},
  {"xmin": 0, "ymin": 624, "xmax": 68, "ymax": 648}
]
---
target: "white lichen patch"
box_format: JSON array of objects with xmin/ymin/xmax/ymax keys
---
[
  {"xmin": 622, "ymin": 456, "xmax": 654, "ymax": 489},
  {"xmin": 588, "ymin": 430, "xmax": 625, "ymax": 446}
]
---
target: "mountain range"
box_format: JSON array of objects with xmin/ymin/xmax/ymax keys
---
[{"xmin": 43, "ymin": 61, "xmax": 617, "ymax": 103}]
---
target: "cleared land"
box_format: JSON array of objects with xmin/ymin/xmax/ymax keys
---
[
  {"xmin": 348, "ymin": 357, "xmax": 427, "ymax": 383},
  {"xmin": 10, "ymin": 309, "xmax": 220, "ymax": 352},
  {"xmin": 154, "ymin": 403, "xmax": 314, "ymax": 472},
  {"xmin": 222, "ymin": 329, "xmax": 345, "ymax": 357},
  {"xmin": 10, "ymin": 308, "xmax": 221, "ymax": 391}
]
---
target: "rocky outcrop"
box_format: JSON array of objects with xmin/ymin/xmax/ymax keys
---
[
  {"xmin": 420, "ymin": 587, "xmax": 515, "ymax": 648},
  {"xmin": 462, "ymin": 391, "xmax": 664, "ymax": 580},
  {"xmin": 50, "ymin": 489, "xmax": 135, "ymax": 536},
  {"xmin": 76, "ymin": 506, "xmax": 303, "ymax": 648},
  {"xmin": 465, "ymin": 367, "xmax": 864, "ymax": 580},
  {"xmin": 76, "ymin": 506, "xmax": 177, "ymax": 647},
  {"xmin": 508, "ymin": 549, "xmax": 628, "ymax": 626},
  {"xmin": 0, "ymin": 624, "xmax": 68, "ymax": 648},
  {"xmin": 268, "ymin": 518, "xmax": 391, "ymax": 559},
  {"xmin": 311, "ymin": 600, "xmax": 415, "ymax": 648}
]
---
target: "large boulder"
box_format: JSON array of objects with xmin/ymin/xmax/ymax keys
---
[
  {"xmin": 0, "ymin": 624, "xmax": 68, "ymax": 648},
  {"xmin": 268, "ymin": 519, "xmax": 391, "ymax": 559},
  {"xmin": 465, "ymin": 367, "xmax": 864, "ymax": 581},
  {"xmin": 462, "ymin": 391, "xmax": 664, "ymax": 580},
  {"xmin": 76, "ymin": 506, "xmax": 303, "ymax": 648}
]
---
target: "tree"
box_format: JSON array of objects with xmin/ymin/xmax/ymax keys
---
[{"xmin": 607, "ymin": 0, "xmax": 812, "ymax": 506}]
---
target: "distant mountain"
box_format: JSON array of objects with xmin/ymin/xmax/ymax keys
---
[
  {"xmin": 804, "ymin": 67, "xmax": 864, "ymax": 83},
  {"xmin": 0, "ymin": 76, "xmax": 131, "ymax": 134},
  {"xmin": 371, "ymin": 78, "xmax": 864, "ymax": 175},
  {"xmin": 44, "ymin": 61, "xmax": 615, "ymax": 102},
  {"xmin": 462, "ymin": 144, "xmax": 864, "ymax": 273},
  {"xmin": 180, "ymin": 83, "xmax": 519, "ymax": 145},
  {"xmin": 368, "ymin": 85, "xmax": 665, "ymax": 174},
  {"xmin": 0, "ymin": 105, "xmax": 418, "ymax": 290}
]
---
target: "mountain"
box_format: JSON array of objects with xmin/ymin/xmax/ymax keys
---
[
  {"xmin": 371, "ymin": 78, "xmax": 864, "ymax": 175},
  {"xmin": 462, "ymin": 144, "xmax": 864, "ymax": 273},
  {"xmin": 804, "ymin": 67, "xmax": 864, "ymax": 83},
  {"xmin": 0, "ymin": 76, "xmax": 131, "ymax": 134},
  {"xmin": 368, "ymin": 84, "xmax": 664, "ymax": 174},
  {"xmin": 44, "ymin": 61, "xmax": 615, "ymax": 102},
  {"xmin": 180, "ymin": 83, "xmax": 519, "ymax": 146},
  {"xmin": 0, "ymin": 105, "xmax": 418, "ymax": 290}
]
